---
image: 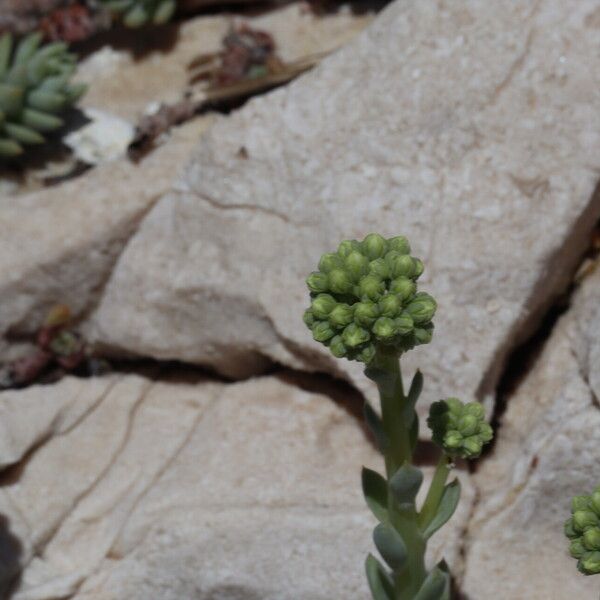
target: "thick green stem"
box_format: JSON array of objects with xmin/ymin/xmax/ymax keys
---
[
  {"xmin": 391, "ymin": 508, "xmax": 427, "ymax": 599},
  {"xmin": 418, "ymin": 453, "xmax": 451, "ymax": 530},
  {"xmin": 369, "ymin": 349, "xmax": 411, "ymax": 478}
]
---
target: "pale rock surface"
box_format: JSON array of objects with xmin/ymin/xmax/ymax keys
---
[
  {"xmin": 461, "ymin": 266, "xmax": 600, "ymax": 598},
  {"xmin": 88, "ymin": 0, "xmax": 600, "ymax": 417},
  {"xmin": 0, "ymin": 373, "xmax": 473, "ymax": 599},
  {"xmin": 0, "ymin": 117, "xmax": 213, "ymax": 347},
  {"xmin": 76, "ymin": 4, "xmax": 373, "ymax": 122}
]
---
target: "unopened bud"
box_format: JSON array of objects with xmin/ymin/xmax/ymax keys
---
[
  {"xmin": 345, "ymin": 251, "xmax": 370, "ymax": 281},
  {"xmin": 369, "ymin": 258, "xmax": 390, "ymax": 279},
  {"xmin": 373, "ymin": 317, "xmax": 397, "ymax": 341},
  {"xmin": 312, "ymin": 321, "xmax": 335, "ymax": 342},
  {"xmin": 306, "ymin": 272, "xmax": 329, "ymax": 293},
  {"xmin": 574, "ymin": 511, "xmax": 599, "ymax": 531},
  {"xmin": 405, "ymin": 294, "xmax": 437, "ymax": 324},
  {"xmin": 379, "ymin": 295, "xmax": 402, "ymax": 318},
  {"xmin": 354, "ymin": 302, "xmax": 379, "ymax": 326},
  {"xmin": 358, "ymin": 275, "xmax": 385, "ymax": 301},
  {"xmin": 583, "ymin": 528, "xmax": 600, "ymax": 551},
  {"xmin": 580, "ymin": 552, "xmax": 600, "ymax": 575},
  {"xmin": 328, "ymin": 269, "xmax": 353, "ymax": 294},
  {"xmin": 388, "ymin": 254, "xmax": 415, "ymax": 279},
  {"xmin": 329, "ymin": 335, "xmax": 347, "ymax": 358},
  {"xmin": 357, "ymin": 343, "xmax": 376, "ymax": 364},
  {"xmin": 413, "ymin": 258, "xmax": 424, "ymax": 279},
  {"xmin": 361, "ymin": 233, "xmax": 387, "ymax": 260},
  {"xmin": 337, "ymin": 239, "xmax": 359, "ymax": 258},
  {"xmin": 329, "ymin": 303, "xmax": 354, "ymax": 328},
  {"xmin": 342, "ymin": 323, "xmax": 370, "ymax": 348},
  {"xmin": 389, "ymin": 277, "xmax": 415, "ymax": 300},
  {"xmin": 311, "ymin": 294, "xmax": 337, "ymax": 319},
  {"xmin": 414, "ymin": 325, "xmax": 434, "ymax": 344},
  {"xmin": 458, "ymin": 414, "xmax": 479, "ymax": 437},
  {"xmin": 394, "ymin": 314, "xmax": 414, "ymax": 335},
  {"xmin": 387, "ymin": 236, "xmax": 410, "ymax": 255},
  {"xmin": 570, "ymin": 538, "xmax": 586, "ymax": 558},
  {"xmin": 303, "ymin": 309, "xmax": 315, "ymax": 328},
  {"xmin": 319, "ymin": 253, "xmax": 343, "ymax": 273}
]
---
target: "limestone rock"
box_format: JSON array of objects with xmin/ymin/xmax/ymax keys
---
[
  {"xmin": 0, "ymin": 373, "xmax": 473, "ymax": 599},
  {"xmin": 461, "ymin": 266, "xmax": 600, "ymax": 598},
  {"xmin": 0, "ymin": 117, "xmax": 213, "ymax": 348},
  {"xmin": 87, "ymin": 0, "xmax": 600, "ymax": 413}
]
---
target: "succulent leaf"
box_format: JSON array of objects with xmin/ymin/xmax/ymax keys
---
[
  {"xmin": 362, "ymin": 467, "xmax": 389, "ymax": 524},
  {"xmin": 102, "ymin": 0, "xmax": 177, "ymax": 27},
  {"xmin": 365, "ymin": 554, "xmax": 395, "ymax": 600},
  {"xmin": 0, "ymin": 33, "xmax": 85, "ymax": 159}
]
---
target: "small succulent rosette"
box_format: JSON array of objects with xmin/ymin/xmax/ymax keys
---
[
  {"xmin": 102, "ymin": 0, "xmax": 177, "ymax": 27},
  {"xmin": 427, "ymin": 398, "xmax": 493, "ymax": 459},
  {"xmin": 0, "ymin": 33, "xmax": 86, "ymax": 158},
  {"xmin": 565, "ymin": 487, "xmax": 600, "ymax": 575},
  {"xmin": 302, "ymin": 234, "xmax": 437, "ymax": 364}
]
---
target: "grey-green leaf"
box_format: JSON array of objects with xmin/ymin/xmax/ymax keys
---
[
  {"xmin": 364, "ymin": 401, "xmax": 389, "ymax": 452},
  {"xmin": 373, "ymin": 523, "xmax": 407, "ymax": 571},
  {"xmin": 404, "ymin": 369, "xmax": 423, "ymax": 423},
  {"xmin": 413, "ymin": 566, "xmax": 448, "ymax": 600},
  {"xmin": 390, "ymin": 463, "xmax": 423, "ymax": 507},
  {"xmin": 409, "ymin": 410, "xmax": 419, "ymax": 452},
  {"xmin": 365, "ymin": 554, "xmax": 395, "ymax": 600},
  {"xmin": 362, "ymin": 467, "xmax": 388, "ymax": 523},
  {"xmin": 422, "ymin": 479, "xmax": 461, "ymax": 540}
]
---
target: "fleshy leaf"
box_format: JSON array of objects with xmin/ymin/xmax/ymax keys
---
[
  {"xmin": 373, "ymin": 523, "xmax": 407, "ymax": 571},
  {"xmin": 413, "ymin": 566, "xmax": 448, "ymax": 600},
  {"xmin": 422, "ymin": 479, "xmax": 461, "ymax": 539},
  {"xmin": 364, "ymin": 401, "xmax": 389, "ymax": 452},
  {"xmin": 404, "ymin": 369, "xmax": 423, "ymax": 423},
  {"xmin": 362, "ymin": 467, "xmax": 388, "ymax": 523},
  {"xmin": 365, "ymin": 554, "xmax": 395, "ymax": 600},
  {"xmin": 390, "ymin": 463, "xmax": 423, "ymax": 507}
]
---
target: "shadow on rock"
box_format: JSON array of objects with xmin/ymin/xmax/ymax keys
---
[{"xmin": 0, "ymin": 514, "xmax": 23, "ymax": 598}]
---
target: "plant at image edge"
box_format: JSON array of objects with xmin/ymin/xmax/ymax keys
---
[
  {"xmin": 302, "ymin": 233, "xmax": 493, "ymax": 600},
  {"xmin": 0, "ymin": 32, "xmax": 86, "ymax": 159},
  {"xmin": 565, "ymin": 486, "xmax": 600, "ymax": 576}
]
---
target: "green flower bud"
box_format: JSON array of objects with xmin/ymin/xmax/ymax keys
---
[
  {"xmin": 312, "ymin": 321, "xmax": 335, "ymax": 342},
  {"xmin": 413, "ymin": 258, "xmax": 424, "ymax": 279},
  {"xmin": 357, "ymin": 343, "xmax": 376, "ymax": 364},
  {"xmin": 387, "ymin": 236, "xmax": 410, "ymax": 255},
  {"xmin": 361, "ymin": 233, "xmax": 387, "ymax": 260},
  {"xmin": 583, "ymin": 528, "xmax": 600, "ymax": 551},
  {"xmin": 369, "ymin": 258, "xmax": 390, "ymax": 279},
  {"xmin": 405, "ymin": 293, "xmax": 437, "ymax": 324},
  {"xmin": 319, "ymin": 253, "xmax": 343, "ymax": 273},
  {"xmin": 328, "ymin": 269, "xmax": 353, "ymax": 294},
  {"xmin": 427, "ymin": 399, "xmax": 493, "ymax": 459},
  {"xmin": 345, "ymin": 251, "xmax": 370, "ymax": 281},
  {"xmin": 329, "ymin": 303, "xmax": 354, "ymax": 328},
  {"xmin": 565, "ymin": 518, "xmax": 577, "ymax": 539},
  {"xmin": 311, "ymin": 294, "xmax": 337, "ymax": 319},
  {"xmin": 372, "ymin": 317, "xmax": 397, "ymax": 342},
  {"xmin": 570, "ymin": 538, "xmax": 586, "ymax": 558},
  {"xmin": 329, "ymin": 335, "xmax": 347, "ymax": 358},
  {"xmin": 358, "ymin": 275, "xmax": 385, "ymax": 301},
  {"xmin": 574, "ymin": 511, "xmax": 599, "ymax": 531},
  {"xmin": 337, "ymin": 239, "xmax": 360, "ymax": 258},
  {"xmin": 303, "ymin": 309, "xmax": 315, "ymax": 328},
  {"xmin": 573, "ymin": 496, "xmax": 591, "ymax": 512},
  {"xmin": 354, "ymin": 302, "xmax": 379, "ymax": 327},
  {"xmin": 306, "ymin": 271, "xmax": 329, "ymax": 293},
  {"xmin": 414, "ymin": 324, "xmax": 434, "ymax": 345},
  {"xmin": 580, "ymin": 552, "xmax": 600, "ymax": 575},
  {"xmin": 379, "ymin": 294, "xmax": 402, "ymax": 318},
  {"xmin": 389, "ymin": 277, "xmax": 416, "ymax": 300},
  {"xmin": 342, "ymin": 323, "xmax": 370, "ymax": 348},
  {"xmin": 591, "ymin": 490, "xmax": 600, "ymax": 515},
  {"xmin": 387, "ymin": 254, "xmax": 415, "ymax": 279},
  {"xmin": 394, "ymin": 314, "xmax": 414, "ymax": 335}
]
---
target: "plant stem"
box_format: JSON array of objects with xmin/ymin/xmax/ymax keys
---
[
  {"xmin": 418, "ymin": 453, "xmax": 451, "ymax": 530},
  {"xmin": 370, "ymin": 349, "xmax": 410, "ymax": 478}
]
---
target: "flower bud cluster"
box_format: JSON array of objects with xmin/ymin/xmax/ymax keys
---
[
  {"xmin": 303, "ymin": 234, "xmax": 436, "ymax": 363},
  {"xmin": 565, "ymin": 487, "xmax": 600, "ymax": 575},
  {"xmin": 427, "ymin": 398, "xmax": 493, "ymax": 459}
]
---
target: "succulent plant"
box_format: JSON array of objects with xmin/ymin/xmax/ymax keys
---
[
  {"xmin": 565, "ymin": 487, "xmax": 600, "ymax": 575},
  {"xmin": 0, "ymin": 32, "xmax": 86, "ymax": 159},
  {"xmin": 427, "ymin": 398, "xmax": 493, "ymax": 459},
  {"xmin": 303, "ymin": 233, "xmax": 436, "ymax": 364},
  {"xmin": 101, "ymin": 0, "xmax": 177, "ymax": 28},
  {"xmin": 303, "ymin": 234, "xmax": 493, "ymax": 600}
]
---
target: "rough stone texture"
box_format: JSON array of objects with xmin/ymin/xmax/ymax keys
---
[
  {"xmin": 76, "ymin": 4, "xmax": 373, "ymax": 122},
  {"xmin": 0, "ymin": 116, "xmax": 213, "ymax": 348},
  {"xmin": 0, "ymin": 373, "xmax": 473, "ymax": 599},
  {"xmin": 87, "ymin": 0, "xmax": 600, "ymax": 414},
  {"xmin": 461, "ymin": 266, "xmax": 600, "ymax": 598}
]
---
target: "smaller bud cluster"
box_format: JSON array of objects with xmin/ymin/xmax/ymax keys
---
[
  {"xmin": 427, "ymin": 398, "xmax": 493, "ymax": 459},
  {"xmin": 303, "ymin": 234, "xmax": 436, "ymax": 363},
  {"xmin": 565, "ymin": 488, "xmax": 600, "ymax": 575}
]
